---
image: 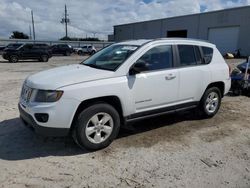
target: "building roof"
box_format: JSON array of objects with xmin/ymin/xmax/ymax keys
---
[{"xmin": 114, "ymin": 5, "xmax": 250, "ymax": 27}]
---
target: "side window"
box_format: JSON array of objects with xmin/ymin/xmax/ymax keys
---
[
  {"xmin": 33, "ymin": 45, "xmax": 39, "ymax": 49},
  {"xmin": 134, "ymin": 45, "xmax": 173, "ymax": 71},
  {"xmin": 194, "ymin": 46, "xmax": 202, "ymax": 64},
  {"xmin": 202, "ymin": 47, "xmax": 213, "ymax": 64},
  {"xmin": 178, "ymin": 45, "xmax": 196, "ymax": 66},
  {"xmin": 23, "ymin": 44, "xmax": 33, "ymax": 50}
]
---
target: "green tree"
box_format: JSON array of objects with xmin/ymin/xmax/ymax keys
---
[
  {"xmin": 59, "ymin": 36, "xmax": 71, "ymax": 41},
  {"xmin": 10, "ymin": 31, "xmax": 29, "ymax": 39}
]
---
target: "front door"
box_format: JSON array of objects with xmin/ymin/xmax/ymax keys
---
[
  {"xmin": 128, "ymin": 45, "xmax": 179, "ymax": 113},
  {"xmin": 20, "ymin": 44, "xmax": 35, "ymax": 59}
]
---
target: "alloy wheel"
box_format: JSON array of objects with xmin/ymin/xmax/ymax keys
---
[{"xmin": 85, "ymin": 112, "xmax": 114, "ymax": 144}]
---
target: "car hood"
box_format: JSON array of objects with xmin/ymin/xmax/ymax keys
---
[
  {"xmin": 26, "ymin": 64, "xmax": 115, "ymax": 90},
  {"xmin": 3, "ymin": 48, "xmax": 18, "ymax": 52}
]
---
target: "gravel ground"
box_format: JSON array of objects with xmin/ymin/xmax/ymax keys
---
[{"xmin": 0, "ymin": 56, "xmax": 249, "ymax": 188}]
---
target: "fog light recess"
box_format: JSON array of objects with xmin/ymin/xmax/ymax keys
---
[{"xmin": 34, "ymin": 113, "xmax": 49, "ymax": 123}]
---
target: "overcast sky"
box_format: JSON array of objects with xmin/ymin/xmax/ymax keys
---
[{"xmin": 0, "ymin": 0, "xmax": 249, "ymax": 40}]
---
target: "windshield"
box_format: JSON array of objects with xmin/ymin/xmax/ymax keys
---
[
  {"xmin": 81, "ymin": 44, "xmax": 139, "ymax": 71},
  {"xmin": 17, "ymin": 44, "xmax": 25, "ymax": 50}
]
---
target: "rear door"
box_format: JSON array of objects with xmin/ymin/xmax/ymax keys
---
[
  {"xmin": 177, "ymin": 44, "xmax": 210, "ymax": 103},
  {"xmin": 32, "ymin": 44, "xmax": 43, "ymax": 58}
]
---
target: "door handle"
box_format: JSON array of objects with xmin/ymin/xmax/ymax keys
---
[{"xmin": 165, "ymin": 74, "xmax": 176, "ymax": 80}]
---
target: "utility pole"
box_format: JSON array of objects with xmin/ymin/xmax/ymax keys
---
[
  {"xmin": 31, "ymin": 10, "xmax": 35, "ymax": 40},
  {"xmin": 61, "ymin": 4, "xmax": 70, "ymax": 38},
  {"xmin": 29, "ymin": 25, "xmax": 32, "ymax": 39}
]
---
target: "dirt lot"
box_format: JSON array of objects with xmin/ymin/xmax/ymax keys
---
[{"xmin": 0, "ymin": 56, "xmax": 249, "ymax": 188}]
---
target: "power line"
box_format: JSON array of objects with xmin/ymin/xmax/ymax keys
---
[{"xmin": 61, "ymin": 4, "xmax": 70, "ymax": 38}]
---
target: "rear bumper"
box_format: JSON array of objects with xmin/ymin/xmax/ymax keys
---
[
  {"xmin": 18, "ymin": 103, "xmax": 70, "ymax": 137},
  {"xmin": 224, "ymin": 78, "xmax": 231, "ymax": 95}
]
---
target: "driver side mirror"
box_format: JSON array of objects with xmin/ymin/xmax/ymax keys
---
[{"xmin": 129, "ymin": 61, "xmax": 148, "ymax": 75}]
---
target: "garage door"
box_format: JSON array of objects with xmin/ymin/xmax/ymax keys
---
[{"xmin": 208, "ymin": 27, "xmax": 239, "ymax": 55}]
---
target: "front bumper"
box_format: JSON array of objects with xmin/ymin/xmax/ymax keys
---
[
  {"xmin": 18, "ymin": 103, "xmax": 70, "ymax": 137},
  {"xmin": 2, "ymin": 53, "xmax": 9, "ymax": 60}
]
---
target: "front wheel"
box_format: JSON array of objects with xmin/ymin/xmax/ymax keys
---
[
  {"xmin": 9, "ymin": 55, "xmax": 18, "ymax": 63},
  {"xmin": 73, "ymin": 103, "xmax": 120, "ymax": 150},
  {"xmin": 198, "ymin": 87, "xmax": 222, "ymax": 118}
]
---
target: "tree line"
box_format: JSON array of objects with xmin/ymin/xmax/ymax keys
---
[{"xmin": 9, "ymin": 31, "xmax": 100, "ymax": 41}]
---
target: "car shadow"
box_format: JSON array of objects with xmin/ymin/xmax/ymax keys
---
[
  {"xmin": 0, "ymin": 118, "xmax": 84, "ymax": 160},
  {"xmin": 0, "ymin": 60, "xmax": 42, "ymax": 64},
  {"xmin": 0, "ymin": 111, "xmax": 200, "ymax": 161},
  {"xmin": 118, "ymin": 110, "xmax": 201, "ymax": 138}
]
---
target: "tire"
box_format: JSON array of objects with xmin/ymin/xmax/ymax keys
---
[
  {"xmin": 78, "ymin": 51, "xmax": 83, "ymax": 56},
  {"xmin": 90, "ymin": 50, "xmax": 95, "ymax": 55},
  {"xmin": 198, "ymin": 87, "xmax": 222, "ymax": 118},
  {"xmin": 232, "ymin": 88, "xmax": 242, "ymax": 96},
  {"xmin": 73, "ymin": 103, "xmax": 120, "ymax": 150},
  {"xmin": 65, "ymin": 51, "xmax": 70, "ymax": 56},
  {"xmin": 40, "ymin": 55, "xmax": 49, "ymax": 62},
  {"xmin": 9, "ymin": 55, "xmax": 18, "ymax": 63}
]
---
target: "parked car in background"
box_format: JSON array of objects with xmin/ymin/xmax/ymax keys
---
[
  {"xmin": 236, "ymin": 61, "xmax": 250, "ymax": 73},
  {"xmin": 2, "ymin": 43, "xmax": 52, "ymax": 63},
  {"xmin": 74, "ymin": 45, "xmax": 96, "ymax": 55},
  {"xmin": 19, "ymin": 38, "xmax": 231, "ymax": 150},
  {"xmin": 0, "ymin": 43, "xmax": 23, "ymax": 51},
  {"xmin": 50, "ymin": 44, "xmax": 73, "ymax": 56}
]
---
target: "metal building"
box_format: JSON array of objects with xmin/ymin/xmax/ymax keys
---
[{"xmin": 113, "ymin": 6, "xmax": 250, "ymax": 55}]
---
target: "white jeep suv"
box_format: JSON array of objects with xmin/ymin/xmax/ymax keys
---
[{"xmin": 19, "ymin": 38, "xmax": 231, "ymax": 150}]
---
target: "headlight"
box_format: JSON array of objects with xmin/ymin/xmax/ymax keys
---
[{"xmin": 33, "ymin": 90, "xmax": 63, "ymax": 102}]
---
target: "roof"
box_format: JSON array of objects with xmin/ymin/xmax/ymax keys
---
[
  {"xmin": 118, "ymin": 38, "xmax": 215, "ymax": 47},
  {"xmin": 117, "ymin": 39, "xmax": 151, "ymax": 46}
]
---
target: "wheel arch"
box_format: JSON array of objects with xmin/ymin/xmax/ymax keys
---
[
  {"xmin": 205, "ymin": 81, "xmax": 225, "ymax": 97},
  {"xmin": 70, "ymin": 95, "xmax": 124, "ymax": 131}
]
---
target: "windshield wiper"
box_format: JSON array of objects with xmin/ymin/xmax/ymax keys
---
[
  {"xmin": 82, "ymin": 63, "xmax": 114, "ymax": 71},
  {"xmin": 83, "ymin": 64, "xmax": 99, "ymax": 68}
]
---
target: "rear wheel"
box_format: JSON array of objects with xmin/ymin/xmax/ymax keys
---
[
  {"xmin": 198, "ymin": 87, "xmax": 222, "ymax": 118},
  {"xmin": 78, "ymin": 50, "xmax": 83, "ymax": 55},
  {"xmin": 40, "ymin": 55, "xmax": 48, "ymax": 62},
  {"xmin": 65, "ymin": 51, "xmax": 70, "ymax": 56},
  {"xmin": 9, "ymin": 55, "xmax": 18, "ymax": 63},
  {"xmin": 73, "ymin": 103, "xmax": 120, "ymax": 150}
]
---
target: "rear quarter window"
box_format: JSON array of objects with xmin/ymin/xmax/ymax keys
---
[{"xmin": 201, "ymin": 47, "xmax": 213, "ymax": 64}]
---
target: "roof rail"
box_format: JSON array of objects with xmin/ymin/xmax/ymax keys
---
[{"xmin": 152, "ymin": 37, "xmax": 210, "ymax": 43}]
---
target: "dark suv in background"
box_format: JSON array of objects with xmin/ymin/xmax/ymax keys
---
[
  {"xmin": 2, "ymin": 43, "xmax": 52, "ymax": 63},
  {"xmin": 0, "ymin": 43, "xmax": 23, "ymax": 51},
  {"xmin": 50, "ymin": 44, "xmax": 73, "ymax": 56}
]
